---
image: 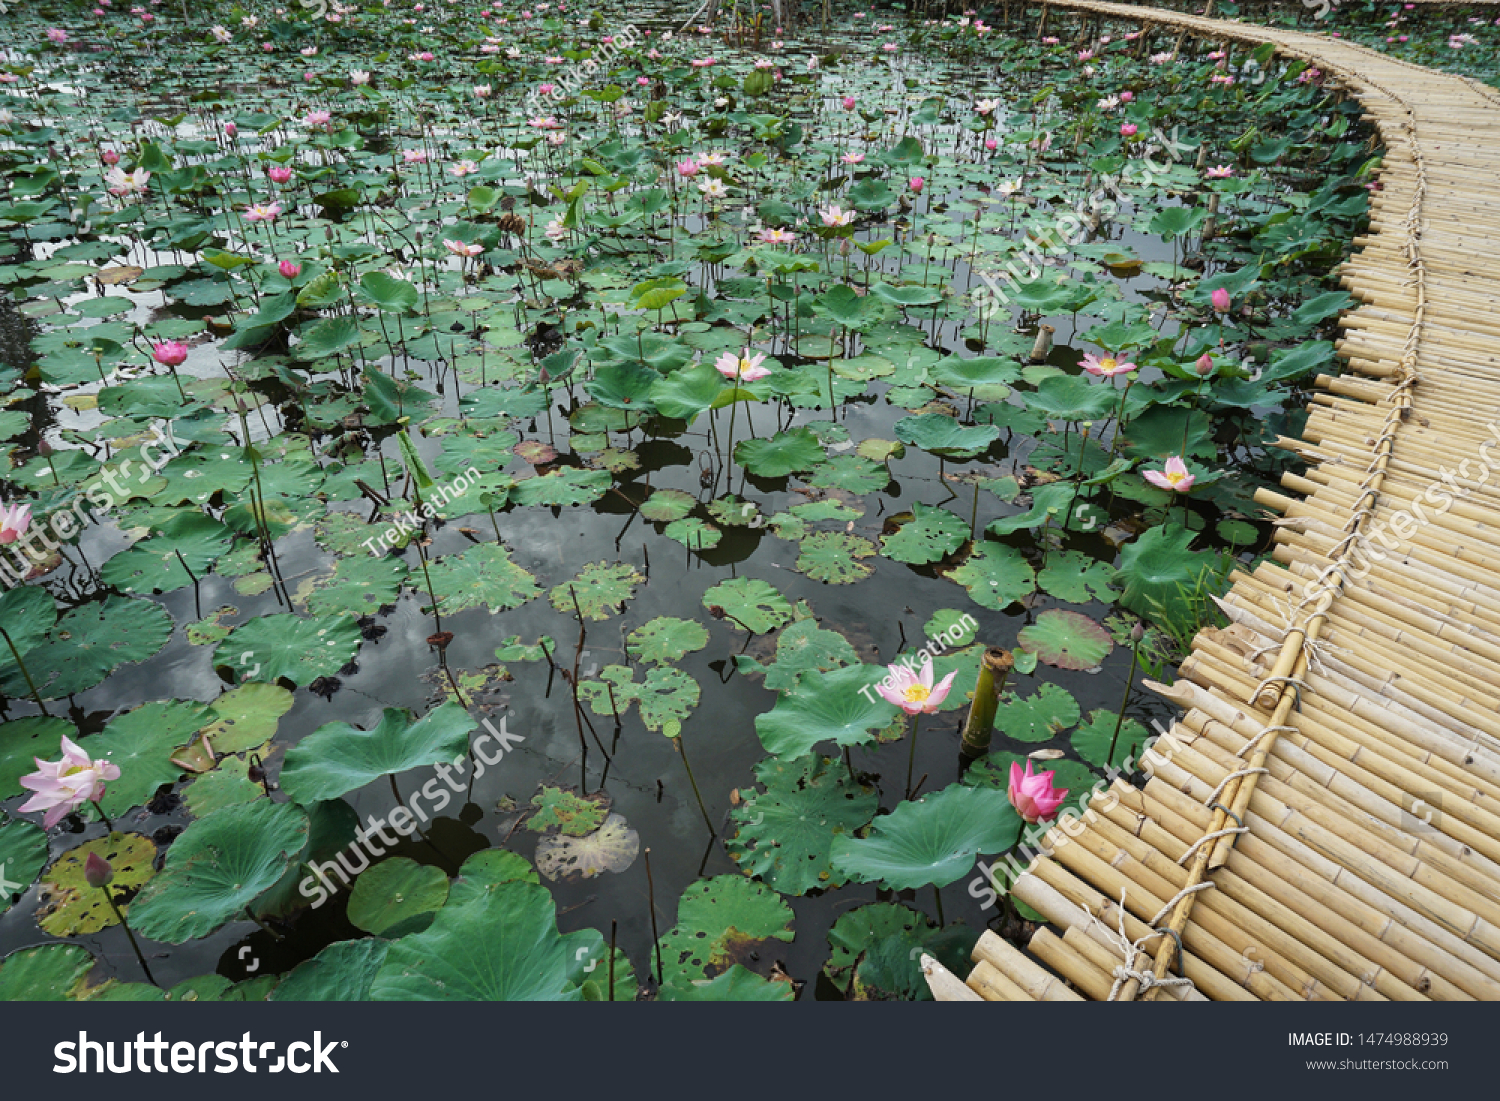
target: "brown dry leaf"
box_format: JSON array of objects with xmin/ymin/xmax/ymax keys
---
[{"xmin": 96, "ymin": 265, "xmax": 145, "ymax": 285}]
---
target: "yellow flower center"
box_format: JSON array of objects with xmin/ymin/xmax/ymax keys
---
[
  {"xmin": 1099, "ymin": 357, "xmax": 1117, "ymax": 369},
  {"xmin": 903, "ymin": 684, "xmax": 931, "ymax": 703},
  {"xmin": 1166, "ymin": 470, "xmax": 1187, "ymax": 485}
]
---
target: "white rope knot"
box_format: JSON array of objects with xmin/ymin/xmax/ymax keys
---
[{"xmin": 1088, "ymin": 891, "xmax": 1199, "ymax": 1002}]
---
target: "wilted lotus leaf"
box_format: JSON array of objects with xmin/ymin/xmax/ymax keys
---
[
  {"xmin": 514, "ymin": 439, "xmax": 557, "ymax": 465},
  {"xmin": 657, "ymin": 875, "xmax": 794, "ymax": 985},
  {"xmin": 37, "ymin": 832, "xmax": 157, "ymax": 937},
  {"xmin": 550, "ymin": 561, "xmax": 645, "ymax": 621},
  {"xmin": 1017, "ymin": 609, "xmax": 1113, "ymax": 671},
  {"xmin": 526, "ymin": 786, "xmax": 608, "ymax": 837},
  {"xmin": 535, "ymin": 812, "xmax": 639, "ymax": 881}
]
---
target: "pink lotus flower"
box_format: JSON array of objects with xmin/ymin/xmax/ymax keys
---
[
  {"xmin": 268, "ymin": 165, "xmax": 294, "ymax": 184},
  {"xmin": 841, "ymin": 95, "xmax": 856, "ymax": 110},
  {"xmin": 245, "ymin": 202, "xmax": 282, "ymax": 222},
  {"xmin": 1009, "ymin": 759, "xmax": 1068, "ymax": 823},
  {"xmin": 449, "ymin": 159, "xmax": 480, "ymax": 177},
  {"xmin": 101, "ymin": 148, "xmax": 120, "ymax": 166},
  {"xmin": 819, "ymin": 205, "xmax": 855, "ymax": 227},
  {"xmin": 223, "ymin": 122, "xmax": 238, "ymax": 139},
  {"xmin": 304, "ymin": 110, "xmax": 332, "ymax": 129},
  {"xmin": 19, "ymin": 736, "xmax": 121, "ymax": 828},
  {"xmin": 46, "ymin": 28, "xmax": 68, "ymax": 43},
  {"xmin": 1120, "ymin": 123, "xmax": 1138, "ymax": 137},
  {"xmin": 758, "ymin": 228, "xmax": 796, "ymax": 245},
  {"xmin": 403, "ymin": 149, "xmax": 428, "ymax": 163},
  {"xmin": 874, "ymin": 656, "xmax": 957, "ymax": 715},
  {"xmin": 1205, "ymin": 165, "xmax": 1233, "ymax": 179},
  {"xmin": 1211, "ymin": 287, "xmax": 1231, "ymax": 312},
  {"xmin": 1081, "ymin": 352, "xmax": 1136, "ymax": 378},
  {"xmin": 1195, "ymin": 353, "xmax": 1214, "ymax": 376},
  {"xmin": 0, "ymin": 503, "xmax": 31, "ymax": 544},
  {"xmin": 1120, "ymin": 90, "xmax": 1134, "ymax": 102},
  {"xmin": 538, "ymin": 83, "xmax": 556, "ymax": 95},
  {"xmin": 715, "ymin": 348, "xmax": 771, "ymax": 382},
  {"xmin": 984, "ymin": 137, "xmax": 998, "ymax": 151},
  {"xmin": 909, "ymin": 176, "xmax": 925, "ymax": 193},
  {"xmin": 1144, "ymin": 456, "xmax": 1196, "ymax": 492},
  {"xmin": 445, "ymin": 239, "xmax": 484, "ymax": 257},
  {"xmin": 152, "ymin": 341, "xmax": 188, "ymax": 367},
  {"xmin": 279, "ymin": 260, "xmax": 302, "ymax": 279},
  {"xmin": 1077, "ymin": 48, "xmax": 1094, "ymax": 61},
  {"xmin": 841, "ymin": 152, "xmax": 864, "ymax": 165},
  {"xmin": 676, "ymin": 159, "xmax": 700, "ymax": 177}
]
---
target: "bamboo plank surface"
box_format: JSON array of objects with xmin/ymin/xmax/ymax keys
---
[{"xmin": 928, "ymin": 0, "xmax": 1500, "ymax": 1003}]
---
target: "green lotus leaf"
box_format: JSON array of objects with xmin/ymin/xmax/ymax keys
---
[
  {"xmin": 0, "ymin": 819, "xmax": 48, "ymax": 917},
  {"xmin": 0, "ymin": 944, "xmax": 95, "ymax": 1001},
  {"xmin": 426, "ymin": 543, "xmax": 541, "ymax": 615},
  {"xmin": 271, "ymin": 939, "xmax": 392, "ymax": 1002},
  {"xmin": 1017, "ymin": 609, "xmax": 1114, "ymax": 671},
  {"xmin": 727, "ymin": 754, "xmax": 879, "ymax": 895},
  {"xmin": 88, "ymin": 700, "xmax": 213, "ymax": 817},
  {"xmin": 348, "ymin": 857, "xmax": 449, "ymax": 936},
  {"xmin": 549, "ymin": 560, "xmax": 644, "ymax": 621},
  {"xmin": 894, "ymin": 413, "xmax": 999, "ymax": 459},
  {"xmin": 701, "ymin": 576, "xmax": 792, "ymax": 633},
  {"xmin": 3, "ymin": 596, "xmax": 172, "ymax": 699},
  {"xmin": 796, "ymin": 532, "xmax": 876, "ymax": 584},
  {"xmin": 831, "ymin": 783, "xmax": 1022, "ymax": 891},
  {"xmin": 279, "ymin": 703, "xmax": 477, "ymax": 803},
  {"xmin": 944, "ymin": 541, "xmax": 1035, "ymax": 610},
  {"xmin": 994, "ymin": 683, "xmax": 1082, "ymax": 742},
  {"xmin": 36, "ymin": 832, "xmax": 156, "ymax": 937},
  {"xmin": 627, "ymin": 616, "xmax": 710, "ymax": 665},
  {"xmin": 129, "ymin": 801, "xmax": 310, "ymax": 944},
  {"xmin": 754, "ymin": 665, "xmax": 900, "ymax": 758},
  {"xmin": 881, "ymin": 502, "xmax": 970, "ymax": 564},
  {"xmin": 734, "ymin": 427, "xmax": 825, "ymax": 477},
  {"xmin": 371, "ymin": 877, "xmax": 600, "ymax": 1001},
  {"xmin": 214, "ymin": 613, "xmax": 362, "ymax": 687},
  {"xmin": 658, "ymin": 963, "xmax": 794, "ymax": 1001},
  {"xmin": 658, "ymin": 875, "xmax": 794, "ymax": 985}
]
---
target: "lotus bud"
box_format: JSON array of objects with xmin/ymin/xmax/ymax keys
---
[{"xmin": 84, "ymin": 851, "xmax": 114, "ymax": 889}]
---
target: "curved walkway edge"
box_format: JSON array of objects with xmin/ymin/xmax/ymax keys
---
[{"xmin": 929, "ymin": 3, "xmax": 1500, "ymax": 1002}]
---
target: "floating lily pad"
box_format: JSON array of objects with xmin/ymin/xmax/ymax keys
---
[
  {"xmin": 199, "ymin": 682, "xmax": 294, "ymax": 754},
  {"xmin": 550, "ymin": 561, "xmax": 644, "ymax": 621},
  {"xmin": 944, "ymin": 542, "xmax": 1035, "ymax": 610},
  {"xmin": 796, "ymin": 532, "xmax": 876, "ymax": 584},
  {"xmin": 36, "ymin": 832, "xmax": 157, "ymax": 937},
  {"xmin": 754, "ymin": 665, "xmax": 899, "ymax": 758},
  {"xmin": 535, "ymin": 812, "xmax": 640, "ymax": 881},
  {"xmin": 1017, "ymin": 610, "xmax": 1113, "ymax": 671},
  {"xmin": 426, "ymin": 543, "xmax": 541, "ymax": 615},
  {"xmin": 702, "ymin": 577, "xmax": 793, "ymax": 633},
  {"xmin": 994, "ymin": 683, "xmax": 1082, "ymax": 742},
  {"xmin": 639, "ymin": 488, "xmax": 696, "ymax": 522},
  {"xmin": 734, "ymin": 427, "xmax": 825, "ymax": 477},
  {"xmin": 1072, "ymin": 709, "xmax": 1150, "ymax": 770},
  {"xmin": 881, "ymin": 502, "xmax": 970, "ymax": 564},
  {"xmin": 348, "ymin": 857, "xmax": 449, "ymax": 936},
  {"xmin": 214, "ymin": 614, "xmax": 362, "ymax": 687},
  {"xmin": 658, "ymin": 875, "xmax": 794, "ymax": 986},
  {"xmin": 129, "ymin": 801, "xmax": 310, "ymax": 944},
  {"xmin": 628, "ymin": 617, "xmax": 710, "ymax": 664},
  {"xmin": 526, "ymin": 786, "xmax": 608, "ymax": 837},
  {"xmin": 280, "ymin": 703, "xmax": 477, "ymax": 803},
  {"xmin": 0, "ymin": 820, "xmax": 48, "ymax": 917},
  {"xmin": 727, "ymin": 755, "xmax": 878, "ymax": 895},
  {"xmin": 831, "ymin": 783, "xmax": 1021, "ymax": 891}
]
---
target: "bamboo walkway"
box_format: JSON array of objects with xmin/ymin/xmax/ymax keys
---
[{"xmin": 926, "ymin": 3, "xmax": 1500, "ymax": 1002}]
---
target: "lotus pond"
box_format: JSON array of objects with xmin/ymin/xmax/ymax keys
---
[{"xmin": 0, "ymin": 0, "xmax": 1385, "ymax": 1001}]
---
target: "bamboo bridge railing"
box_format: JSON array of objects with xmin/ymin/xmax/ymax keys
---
[{"xmin": 926, "ymin": 2, "xmax": 1500, "ymax": 1002}]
